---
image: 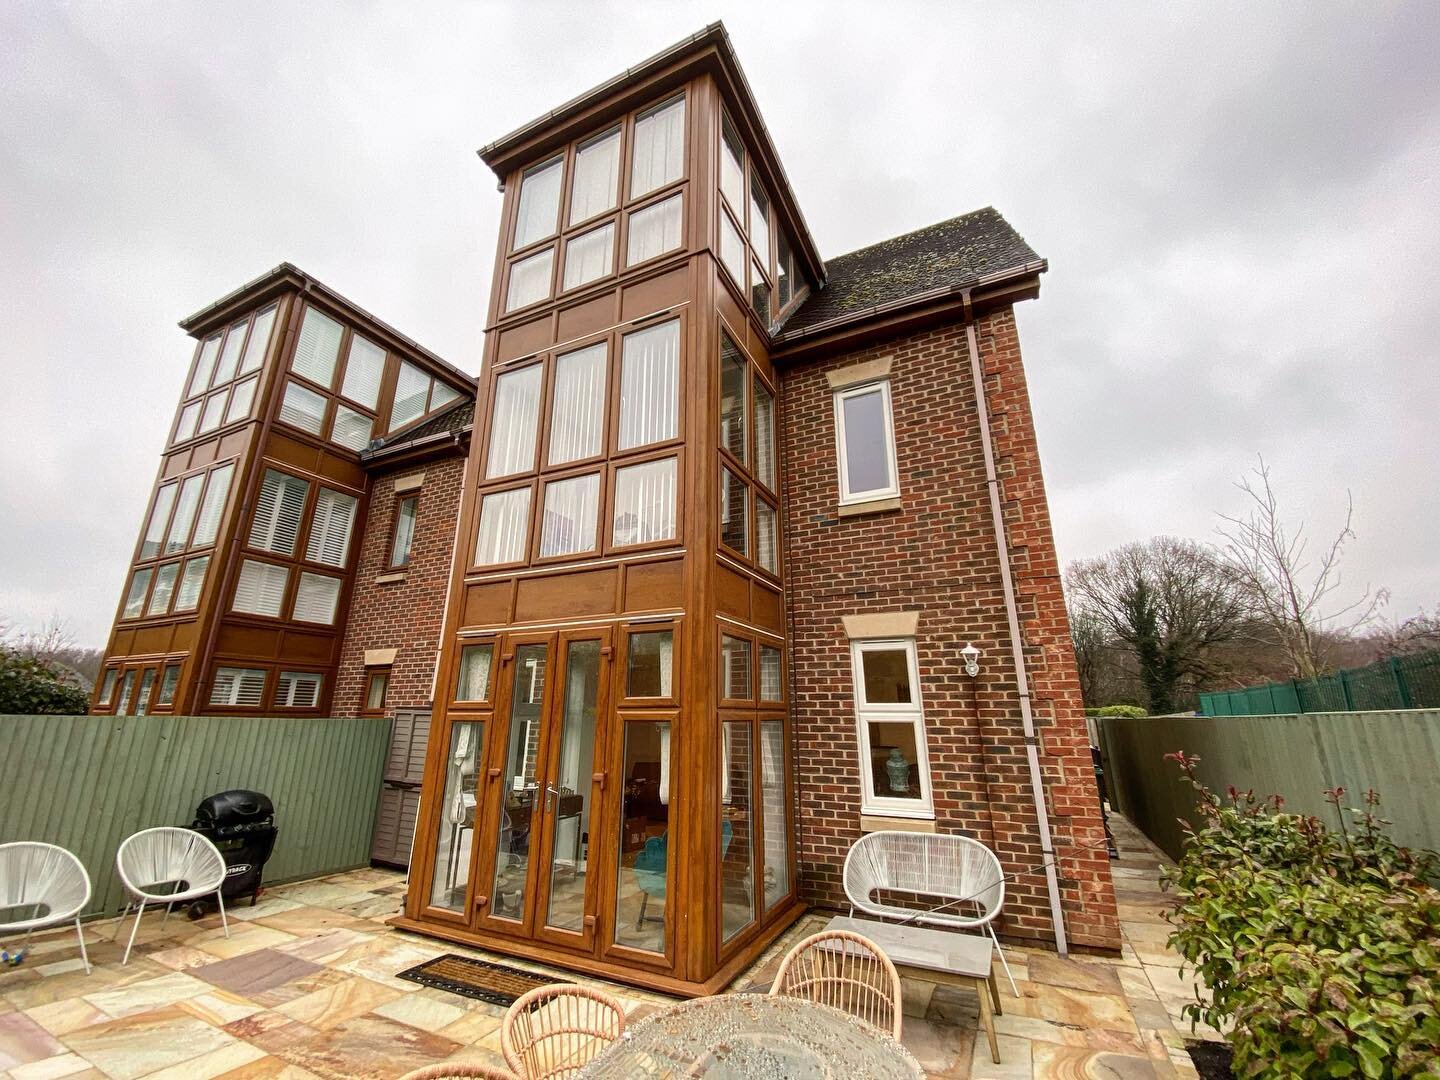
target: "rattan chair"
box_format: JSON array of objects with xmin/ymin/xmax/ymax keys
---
[
  {"xmin": 114, "ymin": 827, "xmax": 228, "ymax": 964},
  {"xmin": 398, "ymin": 1064, "xmax": 519, "ymax": 1079},
  {"xmin": 0, "ymin": 842, "xmax": 93, "ymax": 974},
  {"xmin": 769, "ymin": 928, "xmax": 904, "ymax": 1039},
  {"xmin": 501, "ymin": 984, "xmax": 626, "ymax": 1079}
]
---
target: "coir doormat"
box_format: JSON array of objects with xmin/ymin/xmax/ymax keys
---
[{"xmin": 396, "ymin": 954, "xmax": 565, "ymax": 1008}]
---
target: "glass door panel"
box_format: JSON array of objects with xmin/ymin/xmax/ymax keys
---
[
  {"xmin": 490, "ymin": 643, "xmax": 548, "ymax": 923},
  {"xmin": 428, "ymin": 721, "xmax": 484, "ymax": 913},
  {"xmin": 612, "ymin": 720, "xmax": 672, "ymax": 955},
  {"xmin": 721, "ymin": 721, "xmax": 754, "ymax": 944}
]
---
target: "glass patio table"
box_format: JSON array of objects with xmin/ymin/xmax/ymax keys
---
[{"xmin": 579, "ymin": 993, "xmax": 923, "ymax": 1078}]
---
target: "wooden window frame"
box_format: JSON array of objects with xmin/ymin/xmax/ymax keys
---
[
  {"xmin": 850, "ymin": 638, "xmax": 934, "ymax": 818},
  {"xmin": 362, "ymin": 666, "xmax": 392, "ymax": 717},
  {"xmin": 532, "ymin": 465, "xmax": 605, "ymax": 565},
  {"xmin": 510, "ymin": 154, "xmax": 567, "ymax": 256},
  {"xmin": 452, "ymin": 639, "xmax": 498, "ymax": 708},
  {"xmin": 617, "ymin": 620, "xmax": 681, "ymax": 707},
  {"xmin": 718, "ymin": 629, "xmax": 755, "ymax": 707},
  {"xmin": 604, "ymin": 446, "xmax": 683, "ymax": 557},
  {"xmin": 271, "ymin": 668, "xmax": 327, "ymax": 712},
  {"xmin": 471, "ymin": 481, "xmax": 537, "ymax": 572},
  {"xmin": 170, "ymin": 303, "xmax": 279, "ymax": 449},
  {"xmin": 833, "ymin": 379, "xmax": 901, "ymax": 505}
]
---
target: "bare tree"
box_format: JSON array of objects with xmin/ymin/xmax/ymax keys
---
[{"xmin": 1217, "ymin": 457, "xmax": 1386, "ymax": 679}]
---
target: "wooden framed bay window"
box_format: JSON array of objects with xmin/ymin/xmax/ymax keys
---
[
  {"xmin": 850, "ymin": 638, "xmax": 932, "ymax": 817},
  {"xmin": 833, "ymin": 379, "xmax": 899, "ymax": 505}
]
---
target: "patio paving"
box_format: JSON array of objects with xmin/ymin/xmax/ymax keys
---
[{"xmin": 0, "ymin": 815, "xmax": 1217, "ymax": 1078}]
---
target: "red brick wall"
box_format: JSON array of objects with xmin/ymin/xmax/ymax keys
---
[
  {"xmin": 780, "ymin": 307, "xmax": 1120, "ymax": 951},
  {"xmin": 333, "ymin": 453, "xmax": 466, "ymax": 719}
]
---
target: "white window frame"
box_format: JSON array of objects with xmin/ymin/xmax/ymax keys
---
[
  {"xmin": 850, "ymin": 638, "xmax": 932, "ymax": 817},
  {"xmin": 833, "ymin": 380, "xmax": 900, "ymax": 505}
]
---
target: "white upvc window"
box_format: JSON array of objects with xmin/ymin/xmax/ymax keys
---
[
  {"xmin": 833, "ymin": 380, "xmax": 899, "ymax": 504},
  {"xmin": 850, "ymin": 638, "xmax": 932, "ymax": 817}
]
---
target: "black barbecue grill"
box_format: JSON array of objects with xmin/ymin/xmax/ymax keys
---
[{"xmin": 187, "ymin": 789, "xmax": 278, "ymax": 918}]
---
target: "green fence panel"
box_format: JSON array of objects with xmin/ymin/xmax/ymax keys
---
[
  {"xmin": 0, "ymin": 714, "xmax": 391, "ymax": 919},
  {"xmin": 1201, "ymin": 649, "xmax": 1440, "ymax": 716}
]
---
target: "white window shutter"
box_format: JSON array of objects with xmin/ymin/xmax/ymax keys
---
[
  {"xmin": 306, "ymin": 488, "xmax": 357, "ymax": 567},
  {"xmin": 249, "ymin": 470, "xmax": 310, "ymax": 556}
]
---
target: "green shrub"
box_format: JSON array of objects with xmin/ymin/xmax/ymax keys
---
[
  {"xmin": 1084, "ymin": 704, "xmax": 1148, "ymax": 718},
  {"xmin": 1161, "ymin": 752, "xmax": 1440, "ymax": 1078},
  {"xmin": 0, "ymin": 648, "xmax": 91, "ymax": 714}
]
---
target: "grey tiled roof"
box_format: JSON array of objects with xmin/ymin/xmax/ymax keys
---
[
  {"xmin": 363, "ymin": 399, "xmax": 475, "ymax": 458},
  {"xmin": 779, "ymin": 207, "xmax": 1044, "ymax": 338}
]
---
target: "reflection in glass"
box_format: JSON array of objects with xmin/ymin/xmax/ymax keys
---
[
  {"xmin": 721, "ymin": 635, "xmax": 751, "ymax": 700},
  {"xmin": 430, "ymin": 722, "xmax": 484, "ymax": 910},
  {"xmin": 841, "ymin": 387, "xmax": 892, "ymax": 496},
  {"xmin": 861, "ymin": 648, "xmax": 912, "ymax": 704},
  {"xmin": 492, "ymin": 644, "xmax": 547, "ymax": 920},
  {"xmin": 614, "ymin": 722, "xmax": 671, "ymax": 953},
  {"xmin": 545, "ymin": 641, "xmax": 600, "ymax": 933},
  {"xmin": 722, "ymin": 722, "xmax": 754, "ymax": 943},
  {"xmin": 626, "ymin": 631, "xmax": 673, "ymax": 698},
  {"xmin": 719, "ymin": 335, "xmax": 747, "ymax": 463},
  {"xmin": 133, "ymin": 670, "xmax": 156, "ymax": 718},
  {"xmin": 759, "ymin": 645, "xmax": 782, "ymax": 702},
  {"xmin": 720, "ymin": 466, "xmax": 747, "ymax": 555},
  {"xmin": 868, "ymin": 720, "xmax": 923, "ymax": 801},
  {"xmin": 761, "ymin": 721, "xmax": 790, "ymax": 911}
]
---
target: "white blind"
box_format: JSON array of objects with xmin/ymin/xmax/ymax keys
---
[
  {"xmin": 540, "ymin": 473, "xmax": 599, "ymax": 557},
  {"xmin": 224, "ymin": 376, "xmax": 258, "ymax": 424},
  {"xmin": 275, "ymin": 670, "xmax": 323, "ymax": 708},
  {"xmin": 431, "ymin": 381, "xmax": 460, "ymax": 410},
  {"xmin": 233, "ymin": 559, "xmax": 288, "ymax": 617},
  {"xmin": 720, "ymin": 114, "xmax": 744, "ymax": 209},
  {"xmin": 164, "ymin": 473, "xmax": 204, "ymax": 554},
  {"xmin": 239, "ymin": 304, "xmax": 277, "ymax": 374},
  {"xmin": 341, "ymin": 333, "xmax": 386, "ymax": 408},
  {"xmin": 123, "ymin": 569, "xmax": 152, "ymax": 618},
  {"xmin": 563, "ymin": 224, "xmax": 614, "ymax": 291},
  {"xmin": 505, "ymin": 248, "xmax": 554, "ymax": 312},
  {"xmin": 754, "ymin": 381, "xmax": 776, "ymax": 489},
  {"xmin": 612, "ymin": 457, "xmax": 676, "ymax": 547},
  {"xmin": 280, "ymin": 381, "xmax": 326, "ymax": 435},
  {"xmin": 630, "ymin": 96, "xmax": 685, "ymax": 198},
  {"xmin": 141, "ymin": 483, "xmax": 178, "ymax": 559},
  {"xmin": 760, "ymin": 646, "xmax": 783, "ymax": 701},
  {"xmin": 210, "ymin": 667, "xmax": 266, "ymax": 707},
  {"xmin": 548, "ymin": 344, "xmax": 606, "ymax": 465},
  {"xmin": 475, "ymin": 487, "xmax": 531, "ymax": 566},
  {"xmin": 249, "ymin": 469, "xmax": 310, "ymax": 555},
  {"xmin": 173, "ymin": 402, "xmax": 201, "ymax": 444},
  {"xmin": 191, "ymin": 463, "xmax": 234, "ymax": 548},
  {"xmin": 174, "ymin": 556, "xmax": 209, "ymax": 611},
  {"xmin": 514, "ymin": 157, "xmax": 563, "ymax": 249},
  {"xmin": 456, "ymin": 644, "xmax": 493, "ymax": 701},
  {"xmin": 749, "ymin": 178, "xmax": 771, "ymax": 263},
  {"xmin": 292, "ymin": 306, "xmax": 343, "ymax": 388},
  {"xmin": 197, "ymin": 392, "xmax": 226, "ymax": 434},
  {"xmin": 626, "ymin": 194, "xmax": 682, "ymax": 267},
  {"xmin": 212, "ymin": 319, "xmax": 248, "ymax": 385},
  {"xmin": 618, "ymin": 320, "xmax": 679, "ymax": 450},
  {"xmin": 331, "ymin": 405, "xmax": 373, "ymax": 452},
  {"xmin": 570, "ymin": 127, "xmax": 620, "ymax": 223},
  {"xmin": 755, "ymin": 501, "xmax": 777, "ymax": 573},
  {"xmin": 389, "ymin": 361, "xmax": 430, "ymax": 431},
  {"xmin": 306, "ymin": 488, "xmax": 357, "ymax": 567},
  {"xmin": 720, "ymin": 213, "xmax": 746, "ymax": 286},
  {"xmin": 293, "ymin": 572, "xmax": 341, "ymax": 624},
  {"xmin": 146, "ymin": 563, "xmax": 179, "ymax": 615},
  {"xmin": 187, "ymin": 334, "xmax": 221, "ymax": 397},
  {"xmin": 486, "ymin": 364, "xmax": 542, "ymax": 477},
  {"xmin": 157, "ymin": 665, "xmax": 180, "ymax": 706}
]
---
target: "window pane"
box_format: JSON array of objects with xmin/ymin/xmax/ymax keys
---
[
  {"xmin": 719, "ymin": 213, "xmax": 746, "ymax": 287},
  {"xmin": 721, "ymin": 635, "xmax": 751, "ymax": 699},
  {"xmin": 233, "ymin": 560, "xmax": 288, "ymax": 617},
  {"xmin": 224, "ymin": 376, "xmax": 258, "ymax": 424},
  {"xmin": 755, "ymin": 500, "xmax": 777, "ymax": 574},
  {"xmin": 487, "ymin": 364, "xmax": 543, "ymax": 477},
  {"xmin": 626, "ymin": 194, "xmax": 682, "ymax": 266},
  {"xmin": 719, "ymin": 335, "xmax": 747, "ymax": 463},
  {"xmin": 306, "ymin": 488, "xmax": 358, "ymax": 568},
  {"xmin": 505, "ymin": 248, "xmax": 554, "ymax": 312},
  {"xmin": 430, "ymin": 720, "xmax": 484, "ymax": 910},
  {"xmin": 614, "ymin": 721, "xmax": 671, "ymax": 953},
  {"xmin": 760, "ymin": 720, "xmax": 790, "ymax": 910},
  {"xmin": 492, "ymin": 643, "xmax": 547, "ymax": 920},
  {"xmin": 275, "ymin": 671, "xmax": 323, "ymax": 708},
  {"xmin": 455, "ymin": 643, "xmax": 494, "ymax": 702},
  {"xmin": 868, "ymin": 721, "xmax": 923, "ymax": 801},
  {"xmin": 163, "ymin": 474, "xmax": 203, "ymax": 556},
  {"xmin": 122, "ymin": 568, "xmax": 153, "ymax": 619},
  {"xmin": 431, "ymin": 381, "xmax": 460, "ymax": 410},
  {"xmin": 197, "ymin": 392, "xmax": 226, "ymax": 434},
  {"xmin": 753, "ymin": 380, "xmax": 775, "ymax": 489},
  {"xmin": 841, "ymin": 386, "xmax": 894, "ymax": 496},
  {"xmin": 626, "ymin": 631, "xmax": 672, "ymax": 698},
  {"xmin": 292, "ymin": 306, "xmax": 343, "ymax": 388},
  {"xmin": 173, "ymin": 402, "xmax": 201, "ymax": 444},
  {"xmin": 570, "ymin": 127, "xmax": 621, "ymax": 223},
  {"xmin": 721, "ymin": 721, "xmax": 754, "ymax": 942},
  {"xmin": 612, "ymin": 457, "xmax": 676, "ymax": 547},
  {"xmin": 861, "ymin": 648, "xmax": 913, "ymax": 704},
  {"xmin": 191, "ymin": 463, "xmax": 234, "ymax": 549},
  {"xmin": 540, "ymin": 473, "xmax": 599, "ymax": 557},
  {"xmin": 174, "ymin": 556, "xmax": 209, "ymax": 611},
  {"xmin": 249, "ymin": 469, "xmax": 310, "ymax": 556},
  {"xmin": 618, "ymin": 320, "xmax": 679, "ymax": 450},
  {"xmin": 777, "ymin": 232, "xmax": 794, "ymax": 309},
  {"xmin": 391, "ymin": 496, "xmax": 418, "ymax": 567},
  {"xmin": 187, "ymin": 334, "xmax": 221, "ymax": 398},
  {"xmin": 751, "ymin": 257, "xmax": 770, "ymax": 325},
  {"xmin": 563, "ymin": 223, "xmax": 615, "ymax": 290},
  {"xmin": 157, "ymin": 665, "xmax": 180, "ymax": 706},
  {"xmin": 475, "ymin": 487, "xmax": 531, "ymax": 566},
  {"xmin": 548, "ymin": 343, "xmax": 606, "ymax": 465},
  {"xmin": 749, "ymin": 177, "xmax": 771, "ymax": 263},
  {"xmin": 341, "ymin": 333, "xmax": 386, "ymax": 409},
  {"xmin": 720, "ymin": 113, "xmax": 744, "ymax": 209},
  {"xmin": 630, "ymin": 96, "xmax": 684, "ymax": 198},
  {"xmin": 239, "ymin": 304, "xmax": 277, "ymax": 374},
  {"xmin": 513, "ymin": 157, "xmax": 563, "ymax": 249},
  {"xmin": 544, "ymin": 640, "xmax": 601, "ymax": 932},
  {"xmin": 389, "ymin": 361, "xmax": 430, "ymax": 431},
  {"xmin": 210, "ymin": 666, "xmax": 266, "ymax": 707},
  {"xmin": 115, "ymin": 671, "xmax": 137, "ymax": 716},
  {"xmin": 720, "ymin": 466, "xmax": 748, "ymax": 556},
  {"xmin": 212, "ymin": 320, "xmax": 248, "ymax": 385},
  {"xmin": 133, "ymin": 670, "xmax": 156, "ymax": 718},
  {"xmin": 760, "ymin": 645, "xmax": 782, "ymax": 701},
  {"xmin": 365, "ymin": 671, "xmax": 389, "ymax": 710},
  {"xmin": 280, "ymin": 380, "xmax": 326, "ymax": 435},
  {"xmin": 293, "ymin": 572, "xmax": 341, "ymax": 624},
  {"xmin": 141, "ymin": 483, "xmax": 178, "ymax": 560},
  {"xmin": 331, "ymin": 405, "xmax": 374, "ymax": 452},
  {"xmin": 98, "ymin": 669, "xmax": 118, "ymax": 704}
]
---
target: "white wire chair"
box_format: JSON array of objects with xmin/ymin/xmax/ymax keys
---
[
  {"xmin": 0, "ymin": 842, "xmax": 93, "ymax": 974},
  {"xmin": 114, "ymin": 827, "xmax": 228, "ymax": 964},
  {"xmin": 501, "ymin": 984, "xmax": 626, "ymax": 1079},
  {"xmin": 398, "ymin": 1064, "xmax": 519, "ymax": 1079},
  {"xmin": 769, "ymin": 928, "xmax": 904, "ymax": 1039},
  {"xmin": 843, "ymin": 830, "xmax": 1018, "ymax": 995}
]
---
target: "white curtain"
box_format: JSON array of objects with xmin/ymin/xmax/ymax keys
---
[
  {"xmin": 447, "ymin": 724, "xmax": 475, "ymax": 824},
  {"xmin": 630, "ymin": 97, "xmax": 685, "ymax": 198},
  {"xmin": 475, "ymin": 487, "xmax": 531, "ymax": 565},
  {"xmin": 563, "ymin": 224, "xmax": 615, "ymax": 291},
  {"xmin": 570, "ymin": 128, "xmax": 620, "ymax": 222},
  {"xmin": 514, "ymin": 158, "xmax": 563, "ymax": 248},
  {"xmin": 755, "ymin": 502, "xmax": 776, "ymax": 573},
  {"xmin": 458, "ymin": 645, "xmax": 493, "ymax": 701},
  {"xmin": 618, "ymin": 320, "xmax": 679, "ymax": 450},
  {"xmin": 626, "ymin": 194, "xmax": 682, "ymax": 266},
  {"xmin": 505, "ymin": 248, "xmax": 554, "ymax": 312},
  {"xmin": 548, "ymin": 343, "xmax": 606, "ymax": 464},
  {"xmin": 174, "ymin": 556, "xmax": 209, "ymax": 611},
  {"xmin": 141, "ymin": 483, "xmax": 178, "ymax": 559},
  {"xmin": 486, "ymin": 364, "xmax": 543, "ymax": 477},
  {"xmin": 658, "ymin": 723, "xmax": 672, "ymax": 806},
  {"xmin": 224, "ymin": 376, "xmax": 258, "ymax": 424},
  {"xmin": 612, "ymin": 457, "xmax": 676, "ymax": 547},
  {"xmin": 187, "ymin": 334, "xmax": 221, "ymax": 397},
  {"xmin": 540, "ymin": 473, "xmax": 599, "ymax": 557}
]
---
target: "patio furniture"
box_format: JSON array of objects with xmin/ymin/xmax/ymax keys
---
[
  {"xmin": 399, "ymin": 1065, "xmax": 519, "ymax": 1079},
  {"xmin": 579, "ymin": 994, "xmax": 922, "ymax": 1078},
  {"xmin": 844, "ymin": 829, "xmax": 1018, "ymax": 995},
  {"xmin": 0, "ymin": 842, "xmax": 93, "ymax": 974},
  {"xmin": 502, "ymin": 984, "xmax": 626, "ymax": 1079},
  {"xmin": 825, "ymin": 913, "xmax": 1003, "ymax": 1063},
  {"xmin": 632, "ymin": 821, "xmax": 731, "ymax": 929},
  {"xmin": 769, "ymin": 928, "xmax": 903, "ymax": 1039},
  {"xmin": 114, "ymin": 826, "xmax": 229, "ymax": 964}
]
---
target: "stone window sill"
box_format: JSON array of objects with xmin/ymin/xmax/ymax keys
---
[
  {"xmin": 837, "ymin": 496, "xmax": 902, "ymax": 518},
  {"xmin": 860, "ymin": 814, "xmax": 936, "ymax": 834},
  {"xmin": 375, "ymin": 571, "xmax": 407, "ymax": 584}
]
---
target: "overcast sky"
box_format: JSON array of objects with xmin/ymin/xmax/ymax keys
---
[{"xmin": 2, "ymin": 2, "xmax": 1437, "ymax": 647}]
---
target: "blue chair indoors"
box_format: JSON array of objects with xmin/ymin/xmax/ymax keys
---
[{"xmin": 632, "ymin": 821, "xmax": 731, "ymax": 928}]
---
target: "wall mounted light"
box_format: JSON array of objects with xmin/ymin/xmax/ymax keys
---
[{"xmin": 961, "ymin": 643, "xmax": 981, "ymax": 677}]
